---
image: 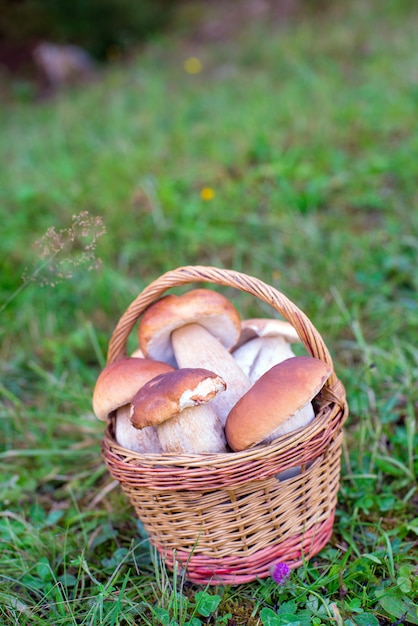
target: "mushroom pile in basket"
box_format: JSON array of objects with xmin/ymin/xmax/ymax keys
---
[{"xmin": 93, "ymin": 289, "xmax": 331, "ymax": 456}]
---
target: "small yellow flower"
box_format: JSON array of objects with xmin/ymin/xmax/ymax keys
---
[
  {"xmin": 200, "ymin": 187, "xmax": 215, "ymax": 201},
  {"xmin": 184, "ymin": 57, "xmax": 203, "ymax": 74}
]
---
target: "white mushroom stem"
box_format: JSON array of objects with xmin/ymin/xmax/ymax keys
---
[
  {"xmin": 171, "ymin": 323, "xmax": 252, "ymax": 425},
  {"xmin": 115, "ymin": 404, "xmax": 163, "ymax": 453},
  {"xmin": 157, "ymin": 403, "xmax": 227, "ymax": 454},
  {"xmin": 233, "ymin": 336, "xmax": 297, "ymax": 384}
]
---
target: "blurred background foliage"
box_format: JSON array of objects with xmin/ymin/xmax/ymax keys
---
[{"xmin": 0, "ymin": 0, "xmax": 173, "ymax": 60}]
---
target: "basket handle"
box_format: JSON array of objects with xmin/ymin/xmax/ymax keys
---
[{"xmin": 107, "ymin": 265, "xmax": 339, "ymax": 388}]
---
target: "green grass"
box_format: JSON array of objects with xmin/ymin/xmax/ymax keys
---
[{"xmin": 1, "ymin": 0, "xmax": 417, "ymax": 623}]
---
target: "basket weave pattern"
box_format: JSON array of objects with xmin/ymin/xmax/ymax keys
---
[{"xmin": 101, "ymin": 266, "xmax": 348, "ymax": 584}]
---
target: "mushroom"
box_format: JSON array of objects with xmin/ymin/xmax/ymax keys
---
[
  {"xmin": 92, "ymin": 357, "xmax": 174, "ymax": 453},
  {"xmin": 130, "ymin": 368, "xmax": 228, "ymax": 454},
  {"xmin": 232, "ymin": 318, "xmax": 301, "ymax": 384},
  {"xmin": 138, "ymin": 289, "xmax": 251, "ymax": 424},
  {"xmin": 234, "ymin": 318, "xmax": 300, "ymax": 349},
  {"xmin": 225, "ymin": 356, "xmax": 332, "ymax": 452},
  {"xmin": 114, "ymin": 403, "xmax": 163, "ymax": 453}
]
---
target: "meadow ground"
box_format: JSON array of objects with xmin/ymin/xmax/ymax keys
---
[{"xmin": 0, "ymin": 1, "xmax": 417, "ymax": 624}]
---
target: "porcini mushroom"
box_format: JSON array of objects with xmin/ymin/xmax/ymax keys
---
[
  {"xmin": 138, "ymin": 289, "xmax": 251, "ymax": 424},
  {"xmin": 225, "ymin": 356, "xmax": 331, "ymax": 452},
  {"xmin": 232, "ymin": 318, "xmax": 301, "ymax": 384},
  {"xmin": 92, "ymin": 357, "xmax": 174, "ymax": 453},
  {"xmin": 234, "ymin": 318, "xmax": 300, "ymax": 349},
  {"xmin": 130, "ymin": 367, "xmax": 228, "ymax": 454}
]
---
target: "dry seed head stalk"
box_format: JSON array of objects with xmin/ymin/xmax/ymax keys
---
[{"xmin": 23, "ymin": 211, "xmax": 106, "ymax": 286}]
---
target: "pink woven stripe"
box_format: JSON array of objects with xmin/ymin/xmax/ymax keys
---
[{"xmin": 155, "ymin": 512, "xmax": 335, "ymax": 585}]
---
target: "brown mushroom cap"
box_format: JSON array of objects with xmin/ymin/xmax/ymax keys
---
[
  {"xmin": 130, "ymin": 367, "xmax": 226, "ymax": 429},
  {"xmin": 225, "ymin": 356, "xmax": 331, "ymax": 451},
  {"xmin": 92, "ymin": 357, "xmax": 174, "ymax": 421},
  {"xmin": 234, "ymin": 318, "xmax": 300, "ymax": 349},
  {"xmin": 138, "ymin": 289, "xmax": 241, "ymax": 366}
]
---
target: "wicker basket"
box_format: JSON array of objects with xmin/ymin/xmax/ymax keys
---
[{"xmin": 101, "ymin": 266, "xmax": 348, "ymax": 585}]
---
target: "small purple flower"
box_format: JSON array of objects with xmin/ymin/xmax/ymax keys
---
[{"xmin": 270, "ymin": 561, "xmax": 291, "ymax": 585}]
